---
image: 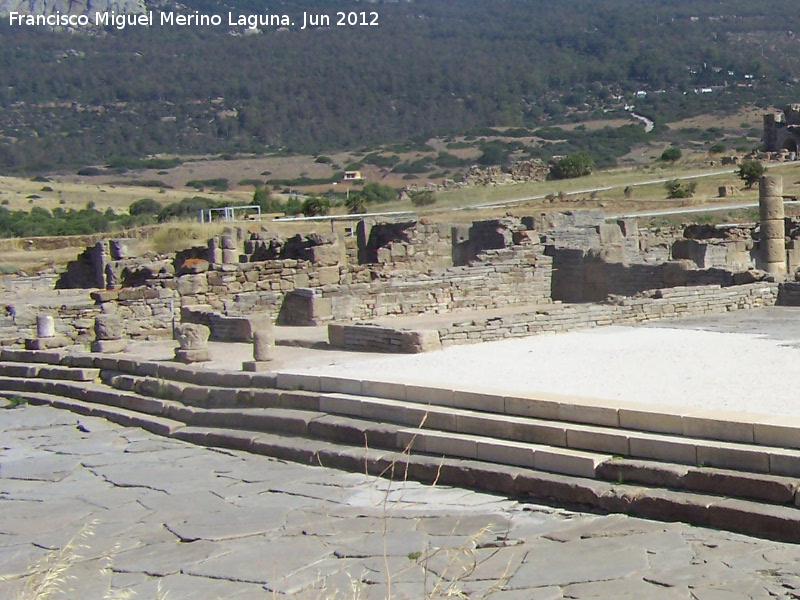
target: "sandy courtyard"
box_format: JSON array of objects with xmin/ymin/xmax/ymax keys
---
[{"xmin": 290, "ymin": 307, "xmax": 800, "ymax": 418}]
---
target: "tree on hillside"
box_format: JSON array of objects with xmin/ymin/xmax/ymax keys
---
[
  {"xmin": 660, "ymin": 147, "xmax": 682, "ymax": 162},
  {"xmin": 551, "ymin": 152, "xmax": 594, "ymax": 180},
  {"xmin": 737, "ymin": 160, "xmax": 766, "ymax": 189},
  {"xmin": 301, "ymin": 196, "xmax": 330, "ymax": 217},
  {"xmin": 128, "ymin": 198, "xmax": 162, "ymax": 216}
]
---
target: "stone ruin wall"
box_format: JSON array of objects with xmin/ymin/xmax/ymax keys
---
[
  {"xmin": 42, "ymin": 216, "xmax": 556, "ymax": 340},
  {"xmin": 6, "ymin": 206, "xmax": 800, "ymax": 348}
]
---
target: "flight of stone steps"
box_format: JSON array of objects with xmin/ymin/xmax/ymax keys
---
[{"xmin": 3, "ymin": 347, "xmax": 800, "ymax": 542}]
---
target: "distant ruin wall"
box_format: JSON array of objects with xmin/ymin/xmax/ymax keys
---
[
  {"xmin": 279, "ymin": 247, "xmax": 553, "ymax": 325},
  {"xmin": 436, "ymin": 282, "xmax": 779, "ymax": 347}
]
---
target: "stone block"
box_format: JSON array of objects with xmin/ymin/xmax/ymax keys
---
[
  {"xmin": 598, "ymin": 223, "xmax": 623, "ymax": 245},
  {"xmin": 94, "ymin": 314, "xmax": 123, "ymax": 341},
  {"xmin": 682, "ymin": 469, "xmax": 796, "ymax": 504},
  {"xmin": 566, "ymin": 428, "xmax": 629, "ymax": 455},
  {"xmin": 90, "ymin": 339, "xmax": 128, "ymax": 354},
  {"xmin": 595, "ymin": 459, "xmax": 687, "ymax": 489},
  {"xmin": 504, "ymin": 394, "xmax": 561, "ymax": 420},
  {"xmin": 760, "ymin": 174, "xmax": 783, "ymax": 197},
  {"xmin": 761, "ymin": 219, "xmax": 785, "ymax": 240},
  {"xmin": 533, "ymin": 447, "xmax": 608, "ymax": 478},
  {"xmin": 176, "ymin": 274, "xmax": 209, "ymax": 296},
  {"xmin": 682, "ymin": 412, "xmax": 754, "ymax": 443},
  {"xmin": 174, "ymin": 323, "xmax": 210, "ymax": 349},
  {"xmin": 760, "ymin": 199, "xmax": 785, "ymax": 221},
  {"xmin": 476, "ymin": 439, "xmax": 535, "ymax": 467},
  {"xmin": 767, "ymin": 449, "xmax": 800, "ymax": 477},
  {"xmin": 309, "ymin": 244, "xmax": 340, "ymax": 266},
  {"xmin": 91, "ymin": 290, "xmax": 119, "ymax": 303},
  {"xmin": 753, "ymin": 417, "xmax": 800, "ymax": 449},
  {"xmin": 628, "ymin": 489, "xmax": 713, "ymax": 527},
  {"xmin": 319, "ymin": 376, "xmax": 362, "ymax": 395},
  {"xmin": 695, "ymin": 441, "xmax": 769, "ymax": 473},
  {"xmin": 221, "ymin": 249, "xmax": 239, "ymax": 264},
  {"xmin": 404, "ymin": 384, "xmax": 454, "ymax": 407},
  {"xmin": 25, "ymin": 336, "xmax": 69, "ymax": 350},
  {"xmin": 310, "ymin": 297, "xmax": 332, "ymax": 320},
  {"xmin": 452, "ymin": 389, "xmax": 504, "ymax": 413},
  {"xmin": 173, "ymin": 348, "xmax": 211, "ymax": 363},
  {"xmin": 318, "ymin": 393, "xmax": 364, "ymax": 417},
  {"xmin": 242, "ymin": 361, "xmax": 273, "ymax": 372},
  {"xmin": 707, "ymin": 499, "xmax": 800, "ymax": 543},
  {"xmin": 327, "ymin": 324, "xmax": 345, "ymax": 348},
  {"xmin": 317, "ymin": 266, "xmax": 340, "ymax": 286},
  {"xmin": 762, "ymin": 239, "xmax": 786, "ymax": 263},
  {"xmin": 361, "ymin": 380, "xmax": 405, "ymax": 401},
  {"xmin": 557, "ymin": 401, "xmax": 619, "ymax": 427},
  {"xmin": 276, "ymin": 372, "xmax": 320, "ymax": 392},
  {"xmin": 618, "ymin": 407, "xmax": 685, "ymax": 435},
  {"xmin": 422, "ymin": 431, "xmax": 478, "ymax": 459},
  {"xmin": 629, "ymin": 434, "xmax": 697, "ymax": 465}
]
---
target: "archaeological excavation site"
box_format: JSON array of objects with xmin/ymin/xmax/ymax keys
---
[{"xmin": 6, "ymin": 174, "xmax": 800, "ymax": 541}]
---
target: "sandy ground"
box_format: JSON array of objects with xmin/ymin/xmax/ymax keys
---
[{"xmin": 287, "ymin": 309, "xmax": 800, "ymax": 418}]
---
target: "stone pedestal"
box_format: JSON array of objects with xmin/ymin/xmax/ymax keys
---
[
  {"xmin": 173, "ymin": 323, "xmax": 211, "ymax": 363},
  {"xmin": 91, "ymin": 314, "xmax": 127, "ymax": 353},
  {"xmin": 25, "ymin": 336, "xmax": 69, "ymax": 350},
  {"xmin": 27, "ymin": 314, "xmax": 68, "ymax": 349}
]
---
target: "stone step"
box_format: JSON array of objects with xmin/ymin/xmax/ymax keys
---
[
  {"xmin": 0, "ymin": 376, "xmax": 173, "ymax": 417},
  {"xmin": 168, "ymin": 406, "xmax": 327, "ymax": 437},
  {"xmin": 0, "ymin": 361, "xmax": 100, "ymax": 382},
  {"xmin": 101, "ymin": 371, "xmax": 319, "ymax": 411},
  {"xmin": 4, "ymin": 390, "xmax": 184, "ymax": 437},
  {"xmin": 596, "ymin": 458, "xmax": 800, "ymax": 506},
  {"xmin": 8, "ymin": 380, "xmax": 800, "ymax": 541},
  {"xmin": 7, "ymin": 371, "xmax": 800, "ymax": 483},
  {"xmin": 317, "ymin": 393, "xmax": 800, "ymax": 478},
  {"xmin": 164, "ymin": 426, "xmax": 800, "ymax": 544},
  {"xmin": 278, "ymin": 374, "xmax": 800, "ymax": 450}
]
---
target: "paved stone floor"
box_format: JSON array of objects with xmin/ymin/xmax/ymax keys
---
[{"xmin": 4, "ymin": 406, "xmax": 800, "ymax": 599}]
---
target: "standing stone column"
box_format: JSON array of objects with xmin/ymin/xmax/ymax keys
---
[
  {"xmin": 25, "ymin": 314, "xmax": 68, "ymax": 350},
  {"xmin": 36, "ymin": 315, "xmax": 55, "ymax": 338},
  {"xmin": 243, "ymin": 317, "xmax": 275, "ymax": 372},
  {"xmin": 759, "ymin": 175, "xmax": 786, "ymax": 275}
]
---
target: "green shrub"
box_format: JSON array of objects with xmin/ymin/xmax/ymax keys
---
[
  {"xmin": 410, "ymin": 190, "xmax": 436, "ymax": 206},
  {"xmin": 660, "ymin": 147, "xmax": 682, "ymax": 162},
  {"xmin": 551, "ymin": 152, "xmax": 594, "ymax": 179},
  {"xmin": 301, "ymin": 196, "xmax": 330, "ymax": 216},
  {"xmin": 129, "ymin": 198, "xmax": 162, "ymax": 216}
]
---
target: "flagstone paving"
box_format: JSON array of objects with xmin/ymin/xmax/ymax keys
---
[{"xmin": 3, "ymin": 404, "xmax": 800, "ymax": 599}]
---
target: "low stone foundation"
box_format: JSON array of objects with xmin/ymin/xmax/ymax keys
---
[
  {"xmin": 328, "ymin": 283, "xmax": 780, "ymax": 352},
  {"xmin": 438, "ymin": 282, "xmax": 778, "ymax": 346},
  {"xmin": 328, "ymin": 323, "xmax": 441, "ymax": 354}
]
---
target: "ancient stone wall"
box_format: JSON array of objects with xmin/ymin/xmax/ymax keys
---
[
  {"xmin": 436, "ymin": 282, "xmax": 779, "ymax": 347},
  {"xmin": 356, "ymin": 219, "xmax": 453, "ymax": 270}
]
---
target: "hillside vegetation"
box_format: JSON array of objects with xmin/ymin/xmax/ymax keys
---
[{"xmin": 3, "ymin": 0, "xmax": 800, "ymax": 171}]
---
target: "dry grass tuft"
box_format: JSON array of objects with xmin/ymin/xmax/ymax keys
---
[{"xmin": 3, "ymin": 521, "xmax": 170, "ymax": 600}]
